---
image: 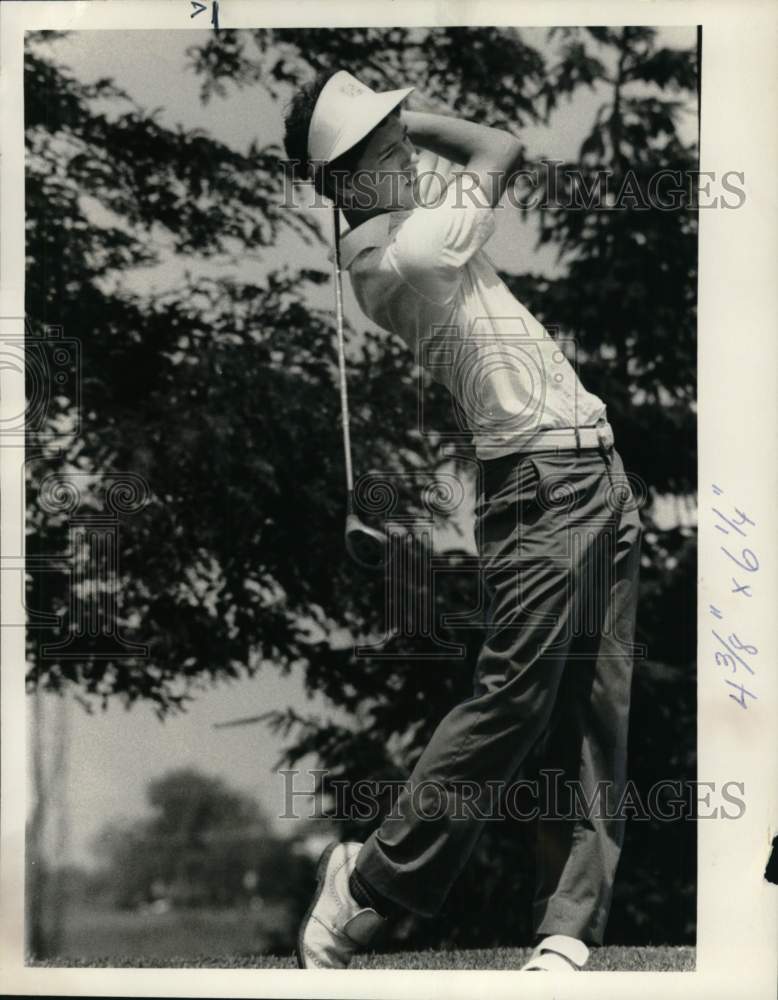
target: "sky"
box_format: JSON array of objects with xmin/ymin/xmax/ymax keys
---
[{"xmin": 28, "ymin": 26, "xmax": 697, "ymax": 867}]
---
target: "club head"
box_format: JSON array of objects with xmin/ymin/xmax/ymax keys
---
[{"xmin": 344, "ymin": 513, "xmax": 389, "ymax": 571}]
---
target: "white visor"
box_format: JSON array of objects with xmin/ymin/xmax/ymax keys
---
[{"xmin": 307, "ymin": 70, "xmax": 414, "ymax": 171}]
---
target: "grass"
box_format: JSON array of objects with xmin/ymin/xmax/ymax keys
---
[
  {"xmin": 34, "ymin": 946, "xmax": 695, "ymax": 971},
  {"xmin": 33, "ymin": 904, "xmax": 695, "ymax": 971}
]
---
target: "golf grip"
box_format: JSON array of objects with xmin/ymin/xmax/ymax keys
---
[{"xmin": 331, "ymin": 205, "xmax": 354, "ymax": 503}]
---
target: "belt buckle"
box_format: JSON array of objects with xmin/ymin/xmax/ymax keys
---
[{"xmin": 596, "ymin": 421, "xmax": 614, "ymax": 451}]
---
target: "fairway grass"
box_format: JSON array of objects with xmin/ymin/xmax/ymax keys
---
[{"xmin": 35, "ymin": 945, "xmax": 695, "ymax": 971}]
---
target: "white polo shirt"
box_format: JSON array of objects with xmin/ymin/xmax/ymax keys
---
[{"xmin": 339, "ymin": 155, "xmax": 606, "ymax": 460}]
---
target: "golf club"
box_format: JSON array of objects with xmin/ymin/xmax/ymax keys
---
[{"xmin": 330, "ymin": 205, "xmax": 390, "ymax": 571}]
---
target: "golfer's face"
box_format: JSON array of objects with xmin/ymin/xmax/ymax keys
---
[{"xmin": 349, "ymin": 114, "xmax": 419, "ymax": 212}]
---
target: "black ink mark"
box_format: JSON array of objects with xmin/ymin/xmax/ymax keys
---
[
  {"xmin": 190, "ymin": 0, "xmax": 218, "ymax": 31},
  {"xmin": 765, "ymin": 835, "xmax": 778, "ymax": 885}
]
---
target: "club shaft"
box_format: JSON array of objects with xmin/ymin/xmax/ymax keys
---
[{"xmin": 331, "ymin": 206, "xmax": 354, "ymax": 495}]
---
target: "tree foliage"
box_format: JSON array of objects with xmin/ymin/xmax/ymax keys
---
[
  {"xmin": 92, "ymin": 768, "xmax": 314, "ymax": 944},
  {"xmin": 506, "ymin": 26, "xmax": 698, "ymax": 494}
]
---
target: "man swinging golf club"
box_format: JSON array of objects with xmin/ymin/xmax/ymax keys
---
[{"xmin": 283, "ymin": 70, "xmax": 642, "ymax": 972}]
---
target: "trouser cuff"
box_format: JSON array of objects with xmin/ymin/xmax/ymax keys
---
[
  {"xmin": 350, "ymin": 864, "xmax": 407, "ymax": 920},
  {"xmin": 533, "ymin": 896, "xmax": 609, "ymax": 946}
]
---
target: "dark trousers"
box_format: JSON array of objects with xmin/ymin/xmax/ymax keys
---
[{"xmin": 355, "ymin": 446, "xmax": 643, "ymax": 945}]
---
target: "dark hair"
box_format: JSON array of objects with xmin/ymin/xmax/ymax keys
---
[{"xmin": 283, "ymin": 71, "xmax": 388, "ymax": 201}]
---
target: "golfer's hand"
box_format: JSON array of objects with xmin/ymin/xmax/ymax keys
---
[
  {"xmin": 402, "ymin": 88, "xmax": 440, "ymax": 116},
  {"xmin": 400, "ymin": 108, "xmax": 521, "ymax": 208}
]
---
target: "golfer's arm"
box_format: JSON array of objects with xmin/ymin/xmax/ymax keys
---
[{"xmin": 402, "ymin": 110, "xmax": 521, "ymax": 207}]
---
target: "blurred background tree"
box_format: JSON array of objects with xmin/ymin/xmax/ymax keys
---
[
  {"xmin": 25, "ymin": 25, "xmax": 697, "ymax": 958},
  {"xmin": 89, "ymin": 768, "xmax": 314, "ymax": 949}
]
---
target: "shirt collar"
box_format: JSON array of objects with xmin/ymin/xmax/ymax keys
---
[{"xmin": 333, "ymin": 211, "xmax": 409, "ymax": 270}]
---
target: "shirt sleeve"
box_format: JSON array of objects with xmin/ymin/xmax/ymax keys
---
[{"xmin": 387, "ymin": 161, "xmax": 497, "ymax": 306}]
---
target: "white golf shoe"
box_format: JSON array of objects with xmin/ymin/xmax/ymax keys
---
[
  {"xmin": 521, "ymin": 934, "xmax": 590, "ymax": 971},
  {"xmin": 296, "ymin": 841, "xmax": 386, "ymax": 969}
]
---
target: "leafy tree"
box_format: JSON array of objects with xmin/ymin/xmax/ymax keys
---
[
  {"xmin": 505, "ymin": 26, "xmax": 698, "ymax": 494},
  {"xmin": 92, "ymin": 768, "xmax": 314, "ymax": 934},
  {"xmin": 25, "ymin": 26, "xmax": 697, "ymax": 949}
]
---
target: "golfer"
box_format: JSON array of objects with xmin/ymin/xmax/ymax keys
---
[{"xmin": 284, "ymin": 70, "xmax": 643, "ymax": 972}]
